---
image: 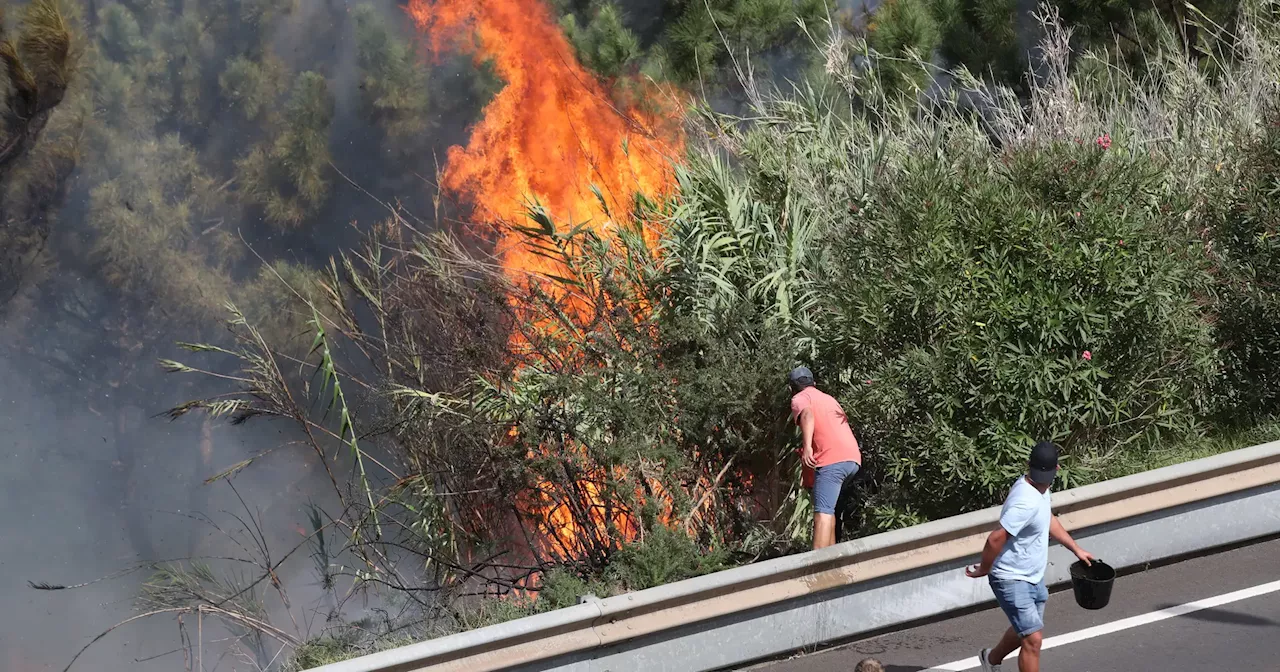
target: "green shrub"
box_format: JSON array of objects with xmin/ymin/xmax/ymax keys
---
[
  {"xmin": 1210, "ymin": 121, "xmax": 1280, "ymax": 422},
  {"xmin": 534, "ymin": 568, "xmax": 608, "ymax": 609},
  {"xmin": 821, "ymin": 138, "xmax": 1218, "ymax": 521},
  {"xmin": 286, "ymin": 634, "xmax": 363, "ymax": 671},
  {"xmin": 608, "ymin": 525, "xmax": 730, "ymax": 590}
]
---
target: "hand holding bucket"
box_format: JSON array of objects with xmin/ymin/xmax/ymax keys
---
[{"xmin": 1070, "ymin": 558, "xmax": 1116, "ymax": 610}]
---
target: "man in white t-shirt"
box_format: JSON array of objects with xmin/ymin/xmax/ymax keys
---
[{"xmin": 965, "ymin": 441, "xmax": 1095, "ymax": 672}]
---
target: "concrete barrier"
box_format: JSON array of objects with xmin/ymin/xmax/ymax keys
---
[{"xmin": 309, "ymin": 440, "xmax": 1280, "ymax": 672}]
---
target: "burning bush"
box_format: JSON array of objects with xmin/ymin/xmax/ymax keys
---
[{"xmin": 321, "ymin": 208, "xmax": 802, "ymax": 578}]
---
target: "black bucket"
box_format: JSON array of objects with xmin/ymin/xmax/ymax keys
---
[{"xmin": 1070, "ymin": 560, "xmax": 1116, "ymax": 610}]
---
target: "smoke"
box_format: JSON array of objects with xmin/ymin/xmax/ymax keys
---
[
  {"xmin": 0, "ymin": 318, "xmax": 346, "ymax": 670},
  {"xmin": 0, "ymin": 0, "xmax": 477, "ymax": 668}
]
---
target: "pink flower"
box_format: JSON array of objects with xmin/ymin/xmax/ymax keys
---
[
  {"xmin": 1082, "ymin": 350, "xmax": 1093, "ymax": 361},
  {"xmin": 864, "ymin": 379, "xmax": 873, "ymax": 385},
  {"xmin": 1096, "ymin": 133, "xmax": 1112, "ymax": 150}
]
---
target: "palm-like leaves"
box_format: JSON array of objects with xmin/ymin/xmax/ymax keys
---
[{"xmin": 658, "ymin": 146, "xmax": 822, "ymax": 348}]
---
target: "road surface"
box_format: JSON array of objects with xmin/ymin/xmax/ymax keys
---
[{"xmin": 741, "ymin": 535, "xmax": 1280, "ymax": 672}]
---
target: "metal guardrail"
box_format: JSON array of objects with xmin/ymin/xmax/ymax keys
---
[{"xmin": 310, "ymin": 440, "xmax": 1280, "ymax": 672}]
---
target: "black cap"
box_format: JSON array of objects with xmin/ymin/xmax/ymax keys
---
[
  {"xmin": 1029, "ymin": 441, "xmax": 1059, "ymax": 485},
  {"xmin": 788, "ymin": 366, "xmax": 815, "ymax": 389}
]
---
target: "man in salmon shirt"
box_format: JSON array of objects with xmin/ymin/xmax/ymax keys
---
[{"xmin": 788, "ymin": 366, "xmax": 862, "ymax": 550}]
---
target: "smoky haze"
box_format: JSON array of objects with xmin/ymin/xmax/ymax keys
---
[{"xmin": 0, "ymin": 0, "xmax": 471, "ymax": 669}]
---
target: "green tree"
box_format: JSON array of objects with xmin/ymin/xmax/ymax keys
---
[
  {"xmin": 97, "ymin": 3, "xmax": 150, "ymax": 64},
  {"xmin": 660, "ymin": 0, "xmax": 830, "ymax": 83},
  {"xmin": 235, "ymin": 71, "xmax": 334, "ymax": 228},
  {"xmin": 868, "ymin": 0, "xmax": 941, "ymax": 92},
  {"xmin": 86, "ymin": 133, "xmax": 236, "ymax": 320},
  {"xmin": 561, "ymin": 0, "xmax": 640, "ymax": 78},
  {"xmin": 868, "ymin": 0, "xmax": 1244, "ymax": 92},
  {"xmin": 200, "ymin": 0, "xmax": 297, "ymax": 57},
  {"xmin": 353, "ymin": 4, "xmax": 430, "ymax": 158},
  {"xmin": 927, "ymin": 0, "xmax": 1026, "ymax": 88},
  {"xmin": 1052, "ymin": 0, "xmax": 1239, "ymax": 66},
  {"xmin": 219, "ymin": 54, "xmax": 288, "ymax": 123},
  {"xmin": 153, "ymin": 8, "xmax": 214, "ymax": 126}
]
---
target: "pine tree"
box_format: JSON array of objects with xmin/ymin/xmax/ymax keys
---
[
  {"xmin": 561, "ymin": 0, "xmax": 640, "ymax": 79},
  {"xmin": 868, "ymin": 0, "xmax": 941, "ymax": 92},
  {"xmin": 868, "ymin": 0, "xmax": 1244, "ymax": 93},
  {"xmin": 153, "ymin": 8, "xmax": 214, "ymax": 127},
  {"xmin": 87, "ymin": 133, "xmax": 236, "ymax": 320},
  {"xmin": 219, "ymin": 54, "xmax": 288, "ymax": 123},
  {"xmin": 928, "ymin": 0, "xmax": 1025, "ymax": 89},
  {"xmin": 353, "ymin": 4, "xmax": 430, "ymax": 159},
  {"xmin": 235, "ymin": 71, "xmax": 334, "ymax": 228},
  {"xmin": 661, "ymin": 0, "xmax": 830, "ymax": 82},
  {"xmin": 201, "ymin": 0, "xmax": 297, "ymax": 58}
]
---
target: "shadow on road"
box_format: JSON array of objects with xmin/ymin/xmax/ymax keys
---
[{"xmin": 1155, "ymin": 605, "xmax": 1279, "ymax": 627}]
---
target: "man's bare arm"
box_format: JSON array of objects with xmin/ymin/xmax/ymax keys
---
[
  {"xmin": 966, "ymin": 526, "xmax": 1009, "ymax": 577},
  {"xmin": 799, "ymin": 407, "xmax": 816, "ymax": 467},
  {"xmin": 1050, "ymin": 515, "xmax": 1095, "ymax": 565}
]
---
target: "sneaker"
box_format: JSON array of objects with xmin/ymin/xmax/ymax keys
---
[{"xmin": 977, "ymin": 648, "xmax": 1001, "ymax": 672}]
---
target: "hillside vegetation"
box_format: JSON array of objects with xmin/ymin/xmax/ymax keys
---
[{"xmin": 152, "ymin": 2, "xmax": 1280, "ymax": 665}]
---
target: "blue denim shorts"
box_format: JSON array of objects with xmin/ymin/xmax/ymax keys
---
[
  {"xmin": 990, "ymin": 576, "xmax": 1048, "ymax": 637},
  {"xmin": 812, "ymin": 461, "xmax": 859, "ymax": 514}
]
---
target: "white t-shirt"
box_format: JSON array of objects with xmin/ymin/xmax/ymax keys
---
[{"xmin": 990, "ymin": 476, "xmax": 1052, "ymax": 584}]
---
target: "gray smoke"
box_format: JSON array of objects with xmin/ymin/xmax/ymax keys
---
[{"xmin": 0, "ymin": 1, "xmax": 455, "ymax": 669}]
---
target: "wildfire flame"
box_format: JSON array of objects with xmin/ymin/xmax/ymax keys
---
[
  {"xmin": 404, "ymin": 0, "xmax": 685, "ymax": 561},
  {"xmin": 405, "ymin": 0, "xmax": 682, "ymax": 270}
]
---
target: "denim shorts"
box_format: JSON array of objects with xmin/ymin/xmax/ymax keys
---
[
  {"xmin": 812, "ymin": 461, "xmax": 859, "ymax": 515},
  {"xmin": 990, "ymin": 576, "xmax": 1048, "ymax": 637}
]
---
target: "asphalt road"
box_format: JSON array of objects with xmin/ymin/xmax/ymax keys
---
[{"xmin": 741, "ymin": 536, "xmax": 1280, "ymax": 672}]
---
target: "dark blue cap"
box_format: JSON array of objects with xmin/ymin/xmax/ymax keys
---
[
  {"xmin": 788, "ymin": 366, "xmax": 814, "ymax": 388},
  {"xmin": 1029, "ymin": 441, "xmax": 1059, "ymax": 484}
]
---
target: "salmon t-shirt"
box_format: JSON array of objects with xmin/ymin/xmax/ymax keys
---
[{"xmin": 791, "ymin": 387, "xmax": 861, "ymax": 487}]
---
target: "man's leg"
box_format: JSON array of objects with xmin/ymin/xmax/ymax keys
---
[
  {"xmin": 985, "ymin": 627, "xmax": 1042, "ymax": 672},
  {"xmin": 1017, "ymin": 631, "xmax": 1043, "ymax": 672},
  {"xmin": 1017, "ymin": 579, "xmax": 1048, "ymax": 672},
  {"xmin": 986, "ymin": 578, "xmax": 1044, "ymax": 670},
  {"xmin": 813, "ymin": 512, "xmax": 837, "ymax": 549},
  {"xmin": 812, "ymin": 462, "xmax": 858, "ymax": 550},
  {"xmin": 988, "ymin": 626, "xmax": 1021, "ymax": 664},
  {"xmin": 831, "ymin": 464, "xmax": 861, "ymax": 543}
]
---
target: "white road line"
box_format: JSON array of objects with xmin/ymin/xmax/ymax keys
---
[{"xmin": 927, "ymin": 578, "xmax": 1280, "ymax": 671}]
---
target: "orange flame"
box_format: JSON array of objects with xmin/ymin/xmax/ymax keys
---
[
  {"xmin": 404, "ymin": 0, "xmax": 685, "ymax": 562},
  {"xmin": 405, "ymin": 0, "xmax": 683, "ymax": 270}
]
